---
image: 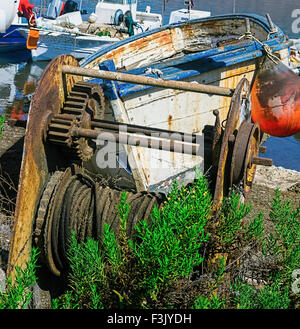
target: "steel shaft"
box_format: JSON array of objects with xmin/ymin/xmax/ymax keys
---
[{"xmin": 73, "ymin": 127, "xmax": 201, "ymax": 156}]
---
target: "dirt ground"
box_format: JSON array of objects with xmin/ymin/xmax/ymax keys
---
[{"xmin": 0, "ymin": 123, "xmax": 299, "ymax": 273}]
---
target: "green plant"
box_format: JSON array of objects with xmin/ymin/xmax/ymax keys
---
[
  {"xmin": 231, "ymin": 277, "xmax": 290, "ymax": 309},
  {"xmin": 0, "ymin": 248, "xmax": 39, "ymax": 309},
  {"xmin": 193, "ymin": 293, "xmax": 225, "ymax": 309},
  {"xmin": 52, "ymin": 232, "xmax": 105, "ymax": 309},
  {"xmin": 218, "ymin": 190, "xmax": 252, "ymax": 245},
  {"xmin": 129, "ymin": 176, "xmax": 211, "ymax": 306},
  {"xmin": 0, "ymin": 113, "xmax": 5, "ymax": 138}
]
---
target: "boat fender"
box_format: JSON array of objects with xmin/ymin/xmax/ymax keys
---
[
  {"xmin": 114, "ymin": 9, "xmax": 124, "ymax": 26},
  {"xmin": 89, "ymin": 12, "xmax": 97, "ymax": 23},
  {"xmin": 251, "ymin": 56, "xmax": 300, "ymax": 137}
]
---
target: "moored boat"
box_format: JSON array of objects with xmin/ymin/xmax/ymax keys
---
[
  {"xmin": 8, "ymin": 12, "xmax": 300, "ymax": 284},
  {"xmin": 78, "ymin": 13, "xmax": 292, "ymax": 193},
  {"xmin": 18, "ymin": 0, "xmax": 163, "ymax": 61},
  {"xmin": 0, "ymin": 24, "xmax": 27, "ymax": 53}
]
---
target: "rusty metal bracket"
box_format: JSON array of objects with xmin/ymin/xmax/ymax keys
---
[{"xmin": 7, "ymin": 55, "xmax": 82, "ymax": 279}]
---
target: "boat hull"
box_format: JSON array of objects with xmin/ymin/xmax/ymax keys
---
[
  {"xmin": 80, "ymin": 14, "xmax": 292, "ymax": 192},
  {"xmin": 19, "ymin": 28, "xmax": 119, "ymax": 61},
  {"xmin": 0, "ymin": 24, "xmax": 27, "ymax": 53}
]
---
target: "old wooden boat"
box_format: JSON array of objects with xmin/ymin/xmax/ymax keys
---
[
  {"xmin": 77, "ymin": 13, "xmax": 292, "ymax": 193},
  {"xmin": 7, "ymin": 13, "xmax": 299, "ymax": 301}
]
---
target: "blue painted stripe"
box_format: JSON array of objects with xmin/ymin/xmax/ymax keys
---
[
  {"xmin": 117, "ymin": 49, "xmax": 263, "ymax": 97},
  {"xmin": 124, "ymin": 40, "xmax": 255, "ymax": 76},
  {"xmin": 116, "ymin": 38, "xmax": 291, "ymax": 97},
  {"xmin": 86, "ymin": 35, "xmax": 290, "ymax": 99},
  {"xmin": 80, "ymin": 13, "xmax": 291, "ymax": 100}
]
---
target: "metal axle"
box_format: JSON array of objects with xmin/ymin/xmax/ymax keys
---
[{"xmin": 73, "ymin": 126, "xmax": 201, "ymax": 156}]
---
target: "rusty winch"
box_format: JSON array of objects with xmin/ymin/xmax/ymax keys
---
[{"xmin": 7, "ymin": 55, "xmax": 273, "ymax": 288}]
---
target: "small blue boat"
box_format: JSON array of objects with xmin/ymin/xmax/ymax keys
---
[{"xmin": 0, "ymin": 24, "xmax": 27, "ymax": 53}]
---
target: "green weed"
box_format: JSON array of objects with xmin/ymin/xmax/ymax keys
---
[
  {"xmin": 0, "ymin": 248, "xmax": 39, "ymax": 309},
  {"xmin": 1, "ymin": 175, "xmax": 299, "ymax": 309}
]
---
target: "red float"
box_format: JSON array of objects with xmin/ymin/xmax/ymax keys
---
[{"xmin": 251, "ymin": 56, "xmax": 300, "ymax": 137}]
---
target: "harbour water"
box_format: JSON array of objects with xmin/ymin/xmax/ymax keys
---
[{"xmin": 0, "ymin": 0, "xmax": 299, "ymax": 172}]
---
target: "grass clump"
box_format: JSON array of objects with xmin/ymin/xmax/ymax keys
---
[
  {"xmin": 53, "ymin": 175, "xmax": 211, "ymax": 309},
  {"xmin": 1, "ymin": 174, "xmax": 299, "ymax": 309},
  {"xmin": 0, "ymin": 248, "xmax": 39, "ymax": 309}
]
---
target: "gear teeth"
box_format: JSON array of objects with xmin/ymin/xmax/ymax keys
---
[
  {"xmin": 34, "ymin": 171, "xmax": 64, "ymax": 248},
  {"xmin": 47, "ymin": 81, "xmax": 105, "ymax": 162}
]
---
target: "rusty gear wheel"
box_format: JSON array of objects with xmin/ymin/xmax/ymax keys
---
[
  {"xmin": 33, "ymin": 170, "xmax": 64, "ymax": 267},
  {"xmin": 47, "ymin": 81, "xmax": 105, "ymax": 162}
]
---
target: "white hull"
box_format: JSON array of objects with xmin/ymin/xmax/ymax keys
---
[
  {"xmin": 19, "ymin": 28, "xmax": 119, "ymax": 61},
  {"xmin": 81, "ymin": 15, "xmax": 292, "ymax": 192},
  {"xmin": 0, "ymin": 0, "xmax": 20, "ymax": 33}
]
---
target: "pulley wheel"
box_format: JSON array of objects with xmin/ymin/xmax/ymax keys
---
[
  {"xmin": 230, "ymin": 121, "xmax": 260, "ymax": 188},
  {"xmin": 212, "ymin": 78, "xmax": 250, "ymax": 209}
]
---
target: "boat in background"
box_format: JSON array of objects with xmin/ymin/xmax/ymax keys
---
[
  {"xmin": 0, "ymin": 16, "xmax": 28, "ymax": 53},
  {"xmin": 18, "ymin": 0, "xmax": 163, "ymax": 61}
]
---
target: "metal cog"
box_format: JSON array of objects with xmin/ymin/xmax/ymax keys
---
[
  {"xmin": 34, "ymin": 171, "xmax": 64, "ymax": 251},
  {"xmin": 47, "ymin": 81, "xmax": 105, "ymax": 162}
]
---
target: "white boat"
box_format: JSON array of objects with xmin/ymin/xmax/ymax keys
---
[
  {"xmin": 19, "ymin": 24, "xmax": 121, "ymax": 61},
  {"xmin": 169, "ymin": 9, "xmax": 211, "ymax": 24},
  {"xmin": 0, "ymin": 0, "xmax": 20, "ymax": 33},
  {"xmin": 18, "ymin": 0, "xmax": 163, "ymax": 61}
]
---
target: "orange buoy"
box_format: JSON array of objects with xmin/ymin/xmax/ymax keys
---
[
  {"xmin": 26, "ymin": 28, "xmax": 39, "ymax": 50},
  {"xmin": 251, "ymin": 56, "xmax": 300, "ymax": 137}
]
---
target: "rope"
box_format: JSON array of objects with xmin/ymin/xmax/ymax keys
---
[
  {"xmin": 0, "ymin": 29, "xmax": 19, "ymax": 39},
  {"xmin": 39, "ymin": 170, "xmax": 165, "ymax": 275},
  {"xmin": 239, "ymin": 33, "xmax": 281, "ymax": 64}
]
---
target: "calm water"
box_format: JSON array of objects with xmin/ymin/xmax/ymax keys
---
[{"xmin": 0, "ymin": 0, "xmax": 300, "ymax": 171}]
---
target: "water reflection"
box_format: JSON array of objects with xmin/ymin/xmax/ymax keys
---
[{"xmin": 0, "ymin": 54, "xmax": 48, "ymax": 120}]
